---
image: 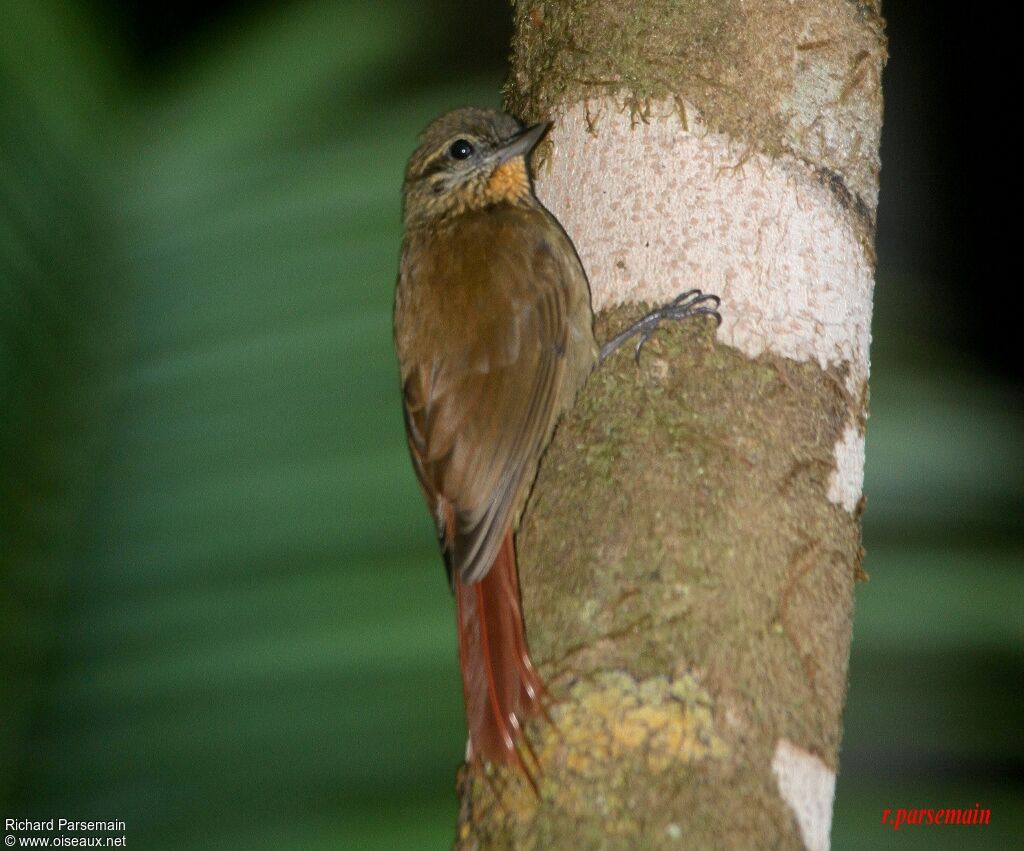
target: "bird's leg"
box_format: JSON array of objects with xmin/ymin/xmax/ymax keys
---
[{"xmin": 599, "ymin": 289, "xmax": 722, "ymax": 364}]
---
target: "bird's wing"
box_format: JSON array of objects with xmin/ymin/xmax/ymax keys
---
[{"xmin": 401, "ymin": 219, "xmax": 571, "ymax": 584}]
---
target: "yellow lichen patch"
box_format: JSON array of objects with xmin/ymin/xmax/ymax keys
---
[
  {"xmin": 487, "ymin": 157, "xmax": 531, "ymax": 204},
  {"xmin": 457, "ymin": 669, "xmax": 730, "ymax": 844},
  {"xmin": 538, "ymin": 671, "xmax": 729, "ymax": 785}
]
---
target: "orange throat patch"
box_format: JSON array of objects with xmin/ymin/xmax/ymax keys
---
[{"xmin": 487, "ymin": 158, "xmax": 531, "ymax": 204}]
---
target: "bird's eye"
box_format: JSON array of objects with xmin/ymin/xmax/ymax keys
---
[{"xmin": 449, "ymin": 139, "xmax": 474, "ymax": 160}]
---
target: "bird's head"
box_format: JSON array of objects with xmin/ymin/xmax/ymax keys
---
[{"xmin": 402, "ymin": 108, "xmax": 550, "ymax": 228}]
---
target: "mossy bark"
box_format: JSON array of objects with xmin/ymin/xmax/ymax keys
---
[{"xmin": 454, "ymin": 2, "xmax": 885, "ymax": 848}]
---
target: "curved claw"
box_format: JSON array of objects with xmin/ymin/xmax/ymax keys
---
[
  {"xmin": 607, "ymin": 289, "xmax": 722, "ymax": 364},
  {"xmin": 669, "ymin": 288, "xmax": 702, "ymax": 306}
]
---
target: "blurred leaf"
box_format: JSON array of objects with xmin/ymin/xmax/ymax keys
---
[
  {"xmin": 855, "ymin": 546, "xmax": 1024, "ymax": 652},
  {"xmin": 865, "ymin": 367, "xmax": 1024, "ymax": 536},
  {"xmin": 4, "ymin": 0, "xmax": 500, "ymax": 846}
]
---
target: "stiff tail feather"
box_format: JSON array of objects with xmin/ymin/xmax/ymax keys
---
[{"xmin": 454, "ymin": 531, "xmax": 547, "ymax": 787}]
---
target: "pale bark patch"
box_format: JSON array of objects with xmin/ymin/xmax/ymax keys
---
[
  {"xmin": 536, "ymin": 98, "xmax": 873, "ymax": 390},
  {"xmin": 771, "ymin": 738, "xmax": 837, "ymax": 851},
  {"xmin": 827, "ymin": 425, "xmax": 866, "ymax": 512}
]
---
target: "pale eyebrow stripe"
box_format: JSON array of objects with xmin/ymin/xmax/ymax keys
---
[{"xmin": 419, "ymin": 136, "xmax": 482, "ymax": 178}]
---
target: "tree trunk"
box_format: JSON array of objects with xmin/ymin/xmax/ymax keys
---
[{"xmin": 456, "ymin": 2, "xmax": 886, "ymax": 848}]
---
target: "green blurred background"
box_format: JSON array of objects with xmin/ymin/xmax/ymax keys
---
[{"xmin": 1, "ymin": 1, "xmax": 1020, "ymax": 848}]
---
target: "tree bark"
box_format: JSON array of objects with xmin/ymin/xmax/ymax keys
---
[{"xmin": 456, "ymin": 2, "xmax": 886, "ymax": 848}]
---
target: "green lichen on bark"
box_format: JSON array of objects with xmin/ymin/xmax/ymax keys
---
[
  {"xmin": 507, "ymin": 0, "xmax": 886, "ymax": 224},
  {"xmin": 455, "ymin": 312, "xmax": 865, "ymax": 849}
]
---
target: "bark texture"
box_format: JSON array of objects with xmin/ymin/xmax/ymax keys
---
[{"xmin": 455, "ymin": 2, "xmax": 885, "ymax": 848}]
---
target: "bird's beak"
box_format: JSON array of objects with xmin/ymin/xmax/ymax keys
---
[{"xmin": 493, "ymin": 121, "xmax": 551, "ymax": 164}]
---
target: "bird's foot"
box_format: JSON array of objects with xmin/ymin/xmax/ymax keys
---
[{"xmin": 599, "ymin": 289, "xmax": 722, "ymax": 364}]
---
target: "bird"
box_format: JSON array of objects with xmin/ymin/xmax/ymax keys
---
[{"xmin": 393, "ymin": 107, "xmax": 721, "ymax": 785}]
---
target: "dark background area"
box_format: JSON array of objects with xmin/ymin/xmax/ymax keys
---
[
  {"xmin": 91, "ymin": 0, "xmax": 1015, "ymax": 385},
  {"xmin": 2, "ymin": 0, "xmax": 1021, "ymax": 848}
]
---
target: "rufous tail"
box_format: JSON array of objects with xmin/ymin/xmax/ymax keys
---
[{"xmin": 454, "ymin": 531, "xmax": 547, "ymax": 785}]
